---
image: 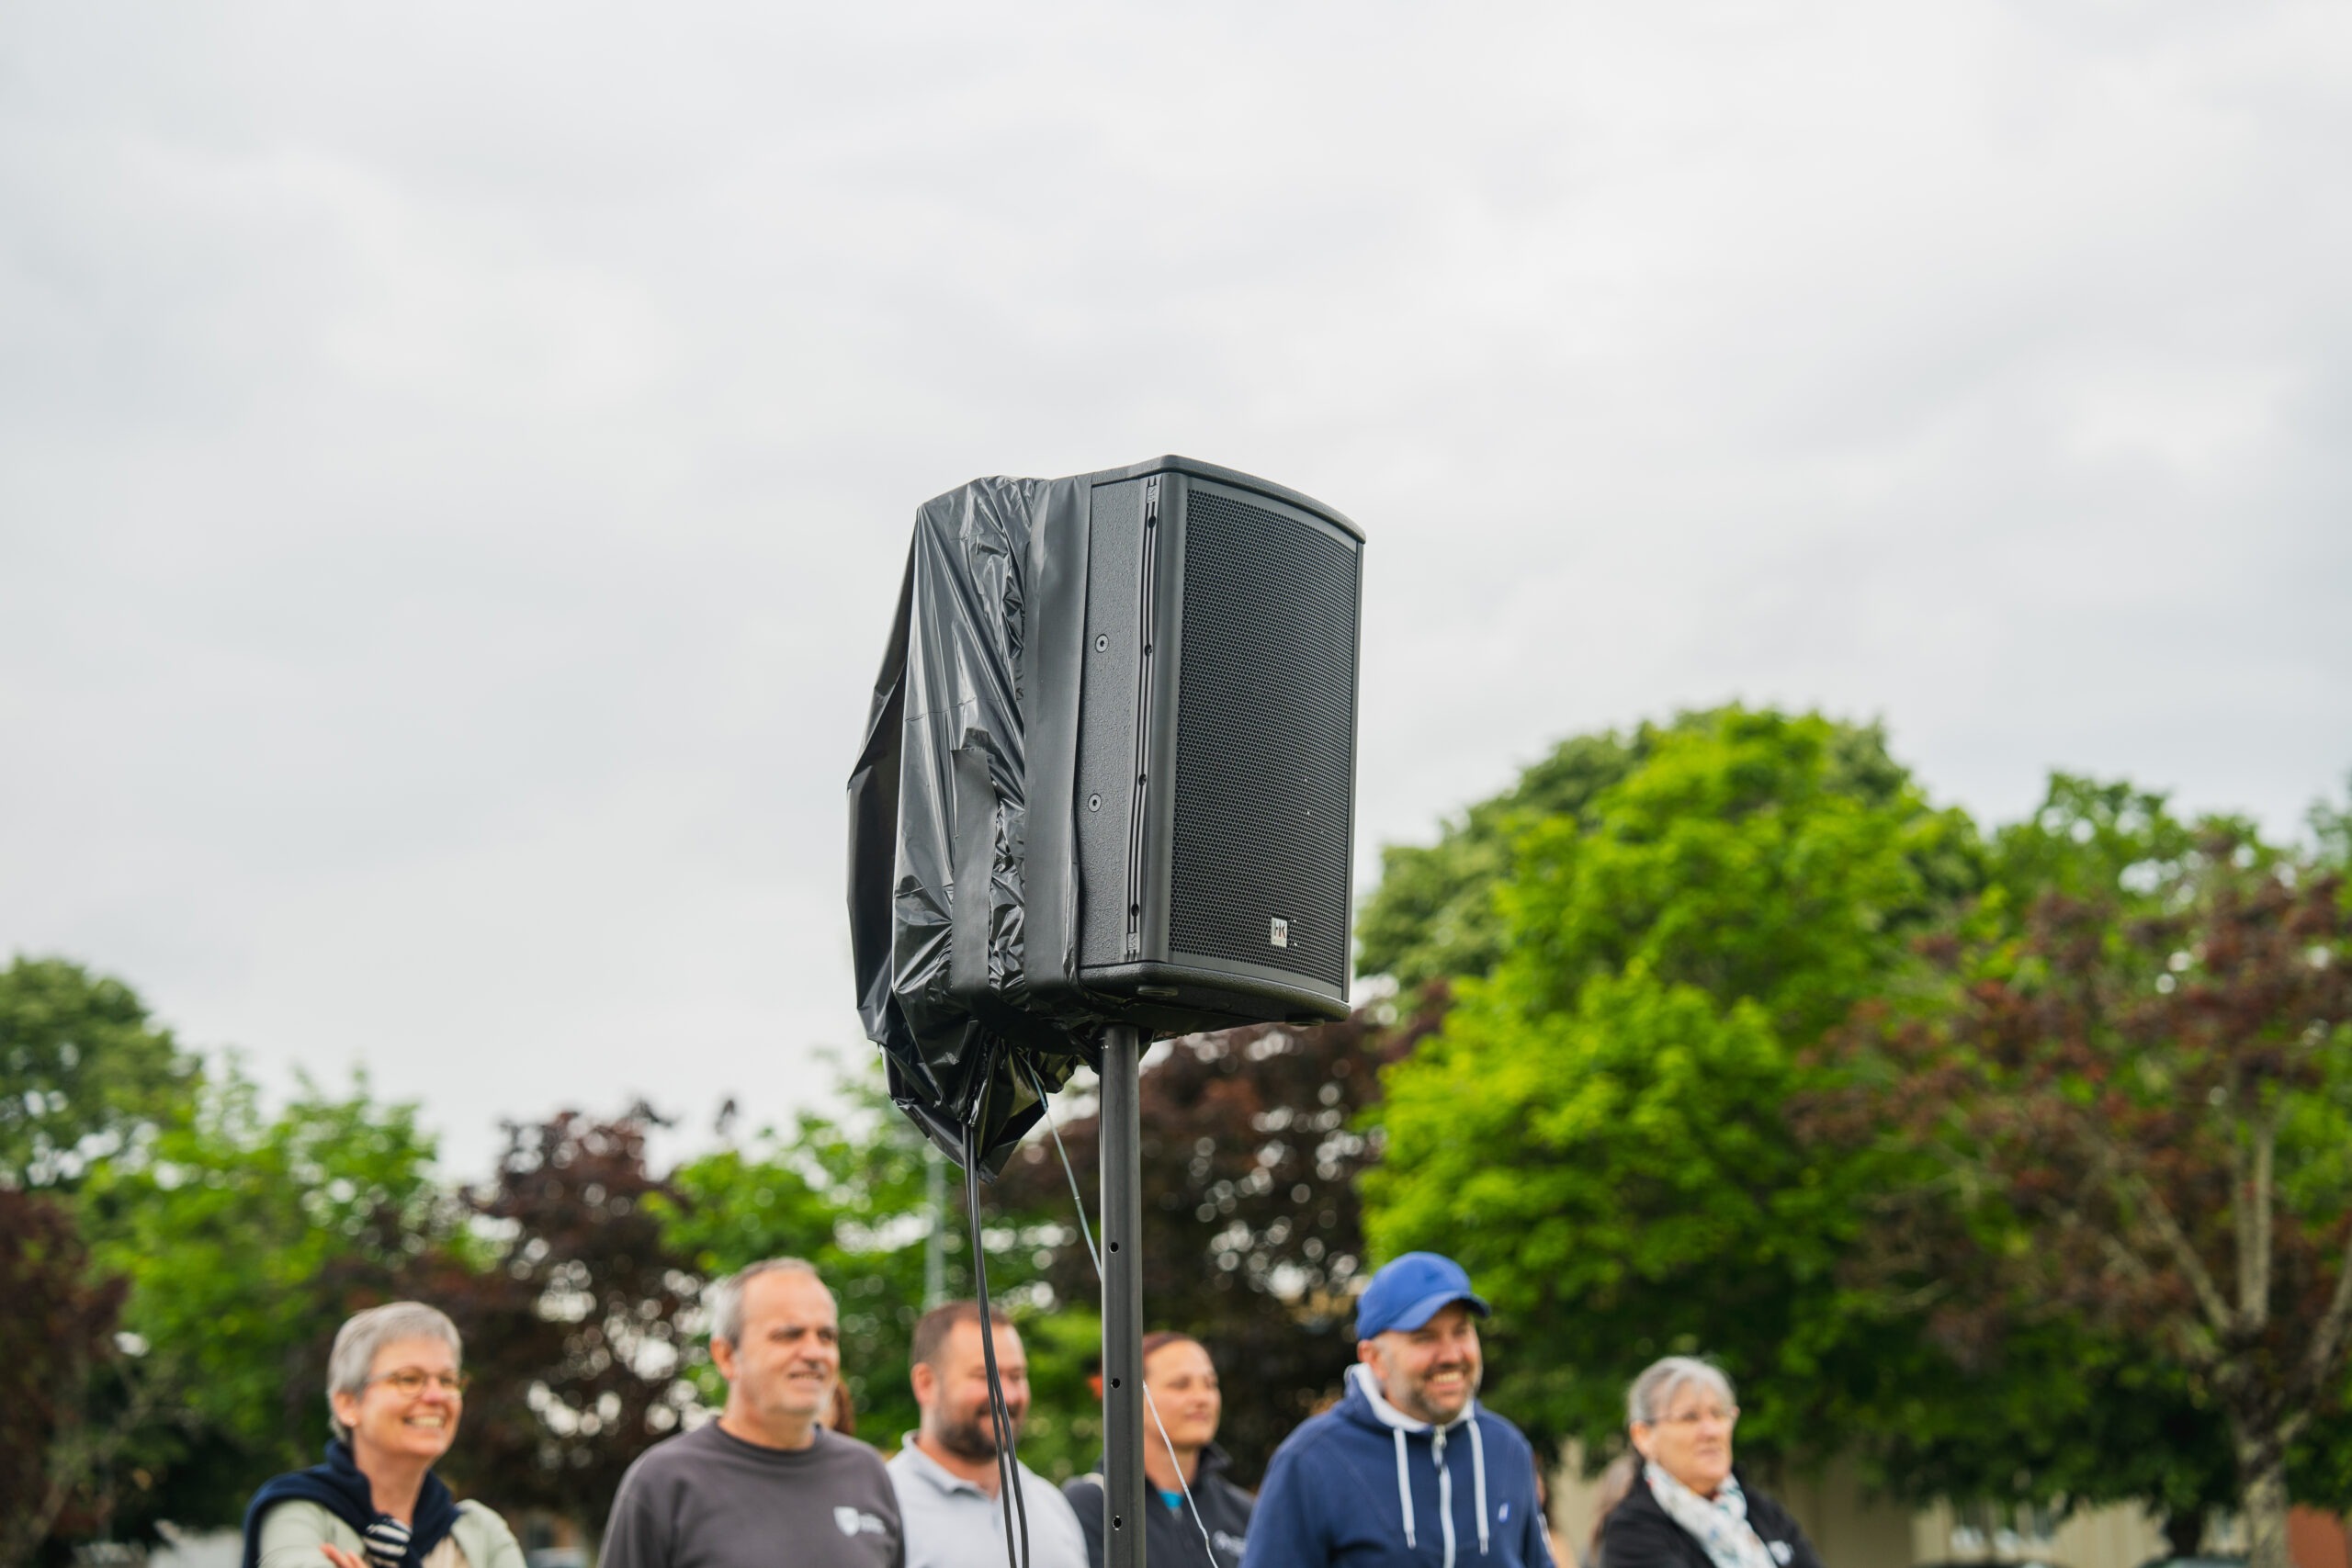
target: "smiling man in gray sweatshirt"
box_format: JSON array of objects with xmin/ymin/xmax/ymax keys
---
[{"xmin": 602, "ymin": 1258, "xmax": 903, "ymax": 1568}]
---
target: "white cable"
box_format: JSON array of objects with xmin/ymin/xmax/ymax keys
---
[{"xmin": 1031, "ymin": 1062, "xmax": 1102, "ymax": 1279}]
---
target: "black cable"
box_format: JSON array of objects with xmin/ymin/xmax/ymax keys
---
[
  {"xmin": 967, "ymin": 1125, "xmax": 1032, "ymax": 1568},
  {"xmin": 963, "ymin": 1118, "xmax": 1033, "ymax": 1568},
  {"xmin": 1022, "ymin": 1056, "xmax": 1216, "ymax": 1564}
]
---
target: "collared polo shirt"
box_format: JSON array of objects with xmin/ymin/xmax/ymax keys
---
[{"xmin": 886, "ymin": 1434, "xmax": 1090, "ymax": 1568}]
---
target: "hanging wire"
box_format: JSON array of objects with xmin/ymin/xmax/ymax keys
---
[
  {"xmin": 963, "ymin": 1119, "xmax": 1033, "ymax": 1568},
  {"xmin": 1025, "ymin": 1060, "xmax": 1217, "ymax": 1562},
  {"xmin": 1032, "ymin": 1060, "xmax": 1102, "ymax": 1278}
]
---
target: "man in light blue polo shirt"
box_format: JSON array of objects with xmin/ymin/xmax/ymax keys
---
[{"xmin": 888, "ymin": 1302, "xmax": 1089, "ymax": 1568}]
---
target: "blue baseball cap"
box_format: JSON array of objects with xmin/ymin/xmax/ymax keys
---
[{"xmin": 1355, "ymin": 1252, "xmax": 1491, "ymax": 1340}]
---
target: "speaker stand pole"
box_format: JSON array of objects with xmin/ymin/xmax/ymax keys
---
[{"xmin": 1101, "ymin": 1023, "xmax": 1145, "ymax": 1568}]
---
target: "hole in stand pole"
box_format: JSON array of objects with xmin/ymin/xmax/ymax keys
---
[
  {"xmin": 1110, "ymin": 1377, "xmax": 1121, "ymax": 1388},
  {"xmin": 1113, "ymin": 1519, "xmax": 1124, "ymax": 1531},
  {"xmin": 1109, "ymin": 1241, "xmax": 1119, "ymax": 1252}
]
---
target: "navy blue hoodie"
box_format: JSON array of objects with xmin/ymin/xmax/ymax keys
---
[{"xmin": 1241, "ymin": 1366, "xmax": 1554, "ymax": 1568}]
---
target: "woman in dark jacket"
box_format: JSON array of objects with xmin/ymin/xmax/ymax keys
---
[
  {"xmin": 1598, "ymin": 1357, "xmax": 1822, "ymax": 1568},
  {"xmin": 1065, "ymin": 1332, "xmax": 1254, "ymax": 1568}
]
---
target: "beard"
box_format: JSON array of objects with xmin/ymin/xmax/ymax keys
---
[
  {"xmin": 933, "ymin": 1402, "xmax": 1024, "ymax": 1461},
  {"xmin": 1398, "ymin": 1360, "xmax": 1482, "ymax": 1423}
]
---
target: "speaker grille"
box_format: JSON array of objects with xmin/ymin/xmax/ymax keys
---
[{"xmin": 1168, "ymin": 487, "xmax": 1359, "ymax": 987}]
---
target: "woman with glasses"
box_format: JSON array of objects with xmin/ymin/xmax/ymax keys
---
[
  {"xmin": 241, "ymin": 1302, "xmax": 524, "ymax": 1568},
  {"xmin": 1597, "ymin": 1357, "xmax": 1821, "ymax": 1568}
]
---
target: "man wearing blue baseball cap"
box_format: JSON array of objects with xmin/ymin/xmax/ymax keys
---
[{"xmin": 1241, "ymin": 1253, "xmax": 1554, "ymax": 1568}]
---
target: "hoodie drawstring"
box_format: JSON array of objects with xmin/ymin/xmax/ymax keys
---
[
  {"xmin": 1433, "ymin": 1427, "xmax": 1456, "ymax": 1568},
  {"xmin": 1393, "ymin": 1428, "xmax": 1417, "ymax": 1549},
  {"xmin": 1470, "ymin": 1416, "xmax": 1489, "ymax": 1556}
]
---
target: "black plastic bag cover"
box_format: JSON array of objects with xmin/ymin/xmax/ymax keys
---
[{"xmin": 848, "ymin": 476, "xmax": 1102, "ymax": 1175}]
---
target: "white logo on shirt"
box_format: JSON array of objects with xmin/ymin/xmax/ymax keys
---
[
  {"xmin": 834, "ymin": 1506, "xmax": 888, "ymax": 1538},
  {"xmin": 1770, "ymin": 1544, "xmax": 1793, "ymax": 1564}
]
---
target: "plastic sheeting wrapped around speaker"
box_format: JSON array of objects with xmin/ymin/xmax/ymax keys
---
[
  {"xmin": 846, "ymin": 476, "xmax": 1103, "ymax": 1174},
  {"xmin": 850, "ymin": 457, "xmax": 1363, "ymax": 1175}
]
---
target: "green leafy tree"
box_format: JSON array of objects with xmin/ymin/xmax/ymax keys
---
[
  {"xmin": 1, "ymin": 955, "xmax": 199, "ymax": 1191},
  {"xmin": 1354, "ymin": 710, "xmax": 1957, "ymax": 992},
  {"xmin": 1357, "ymin": 732, "xmax": 1645, "ymax": 990},
  {"xmin": 1362, "ymin": 708, "xmax": 1980, "ymax": 1465},
  {"xmin": 75, "ymin": 1067, "xmax": 452, "ymax": 1534},
  {"xmin": 0, "ymin": 956, "xmax": 192, "ymax": 1563},
  {"xmin": 1984, "ymin": 775, "xmax": 2205, "ymax": 919},
  {"xmin": 0, "ymin": 959, "xmax": 220, "ymax": 1558}
]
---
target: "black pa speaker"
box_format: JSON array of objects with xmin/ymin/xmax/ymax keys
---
[
  {"xmin": 850, "ymin": 453, "xmax": 1364, "ymax": 1161},
  {"xmin": 1020, "ymin": 456, "xmax": 1364, "ymax": 1034}
]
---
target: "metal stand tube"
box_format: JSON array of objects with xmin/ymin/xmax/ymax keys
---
[{"xmin": 1100, "ymin": 1024, "xmax": 1146, "ymax": 1568}]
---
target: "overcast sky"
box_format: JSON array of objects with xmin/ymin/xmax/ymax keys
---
[{"xmin": 4, "ymin": 2, "xmax": 2346, "ymax": 1176}]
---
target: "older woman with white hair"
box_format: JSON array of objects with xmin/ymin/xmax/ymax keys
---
[
  {"xmin": 1597, "ymin": 1357, "xmax": 1822, "ymax": 1568},
  {"xmin": 240, "ymin": 1302, "xmax": 524, "ymax": 1568}
]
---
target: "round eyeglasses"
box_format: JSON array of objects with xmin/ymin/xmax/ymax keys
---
[{"xmin": 367, "ymin": 1369, "xmax": 470, "ymax": 1397}]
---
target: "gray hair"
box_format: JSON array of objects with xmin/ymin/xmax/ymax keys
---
[
  {"xmin": 707, "ymin": 1257, "xmax": 828, "ymax": 1348},
  {"xmin": 1627, "ymin": 1355, "xmax": 1736, "ymax": 1427},
  {"xmin": 327, "ymin": 1302, "xmax": 462, "ymax": 1441}
]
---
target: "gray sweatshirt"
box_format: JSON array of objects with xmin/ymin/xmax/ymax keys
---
[{"xmin": 601, "ymin": 1423, "xmax": 905, "ymax": 1568}]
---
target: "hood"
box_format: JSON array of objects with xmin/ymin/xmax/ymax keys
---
[{"xmin": 1337, "ymin": 1364, "xmax": 1491, "ymax": 1565}]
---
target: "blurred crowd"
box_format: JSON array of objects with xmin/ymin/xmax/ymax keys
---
[{"xmin": 241, "ymin": 1250, "xmax": 1821, "ymax": 1568}]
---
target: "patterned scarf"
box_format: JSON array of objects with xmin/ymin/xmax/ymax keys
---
[
  {"xmin": 1642, "ymin": 1462, "xmax": 1776, "ymax": 1568},
  {"xmin": 360, "ymin": 1517, "xmax": 415, "ymax": 1568}
]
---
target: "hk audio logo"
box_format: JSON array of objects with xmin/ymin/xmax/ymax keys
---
[{"xmin": 1269, "ymin": 917, "xmax": 1290, "ymax": 948}]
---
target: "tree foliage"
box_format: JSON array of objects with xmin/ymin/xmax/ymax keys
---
[
  {"xmin": 0, "ymin": 1189, "xmax": 128, "ymax": 1568},
  {"xmin": 1815, "ymin": 811, "xmax": 2352, "ymax": 1568},
  {"xmin": 1353, "ymin": 710, "xmax": 1958, "ymax": 993},
  {"xmin": 425, "ymin": 1111, "xmax": 701, "ymax": 1526},
  {"xmin": 1800, "ymin": 778, "xmax": 2256, "ymax": 1538},
  {"xmin": 1357, "ymin": 732, "xmax": 1646, "ymax": 990},
  {"xmin": 0, "ymin": 957, "xmax": 191, "ymax": 1567},
  {"xmin": 75, "ymin": 1068, "xmax": 451, "ymax": 1534},
  {"xmin": 994, "ymin": 999, "xmax": 1439, "ymax": 1483},
  {"xmin": 0, "ymin": 955, "xmax": 198, "ymax": 1191},
  {"xmin": 661, "ymin": 1081, "xmax": 934, "ymax": 1451},
  {"xmin": 1363, "ymin": 709, "xmax": 1980, "ymax": 1464}
]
